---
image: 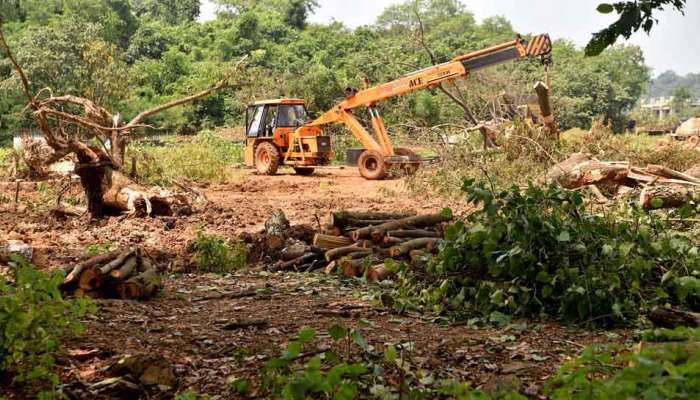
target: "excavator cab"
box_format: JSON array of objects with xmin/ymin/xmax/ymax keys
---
[{"xmin": 244, "ymin": 99, "xmax": 332, "ymax": 176}]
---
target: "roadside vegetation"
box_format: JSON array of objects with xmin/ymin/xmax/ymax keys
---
[{"xmin": 130, "ymin": 130, "xmax": 244, "ymax": 186}]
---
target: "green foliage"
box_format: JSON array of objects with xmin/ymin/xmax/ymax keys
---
[
  {"xmin": 191, "ymin": 230, "xmax": 248, "ymax": 273},
  {"xmin": 649, "ymin": 70, "xmax": 700, "ymax": 98},
  {"xmin": 547, "ymin": 327, "xmax": 700, "ymax": 399},
  {"xmin": 0, "ymin": 256, "xmax": 95, "ymax": 396},
  {"xmin": 131, "ymin": 0, "xmax": 201, "ymax": 25},
  {"xmin": 385, "ymin": 181, "xmax": 700, "ymax": 325},
  {"xmin": 587, "ymin": 1, "xmax": 687, "ymax": 56},
  {"xmin": 132, "ymin": 131, "xmax": 244, "ymax": 185},
  {"xmin": 1, "ymin": 0, "xmax": 655, "ymax": 136}
]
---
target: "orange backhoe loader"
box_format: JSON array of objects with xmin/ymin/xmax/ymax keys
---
[{"xmin": 244, "ymin": 34, "xmax": 553, "ymax": 179}]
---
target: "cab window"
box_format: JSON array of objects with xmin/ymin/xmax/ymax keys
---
[
  {"xmin": 247, "ymin": 106, "xmax": 264, "ymax": 137},
  {"xmin": 277, "ymin": 105, "xmax": 308, "ymax": 127},
  {"xmin": 263, "ymin": 105, "xmax": 278, "ymax": 136}
]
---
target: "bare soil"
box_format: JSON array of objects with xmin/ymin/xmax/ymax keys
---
[{"xmin": 0, "ymin": 168, "xmax": 630, "ymax": 399}]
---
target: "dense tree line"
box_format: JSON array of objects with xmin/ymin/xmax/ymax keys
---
[
  {"xmin": 649, "ymin": 71, "xmax": 700, "ymax": 98},
  {"xmin": 1, "ymin": 0, "xmax": 651, "ymax": 141}
]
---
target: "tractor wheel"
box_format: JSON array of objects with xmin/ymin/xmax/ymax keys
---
[
  {"xmin": 357, "ymin": 150, "xmax": 388, "ymax": 180},
  {"xmin": 294, "ymin": 167, "xmax": 315, "ymax": 176},
  {"xmin": 255, "ymin": 142, "xmax": 280, "ymax": 175},
  {"xmin": 394, "ymin": 147, "xmax": 421, "ymax": 175}
]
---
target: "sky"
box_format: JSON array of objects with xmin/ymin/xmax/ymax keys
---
[{"xmin": 200, "ymin": 0, "xmax": 700, "ymax": 77}]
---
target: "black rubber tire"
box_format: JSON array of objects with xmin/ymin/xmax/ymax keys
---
[
  {"xmin": 294, "ymin": 167, "xmax": 315, "ymax": 176},
  {"xmin": 255, "ymin": 142, "xmax": 280, "ymax": 175},
  {"xmin": 357, "ymin": 149, "xmax": 388, "ymax": 180},
  {"xmin": 393, "ymin": 147, "xmax": 421, "ymax": 175}
]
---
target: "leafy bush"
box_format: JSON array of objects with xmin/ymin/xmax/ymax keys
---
[
  {"xmin": 547, "ymin": 327, "xmax": 700, "ymax": 399},
  {"xmin": 0, "ymin": 256, "xmax": 94, "ymax": 396},
  {"xmin": 191, "ymin": 230, "xmax": 248, "ymax": 273},
  {"xmin": 132, "ymin": 131, "xmax": 244, "ymax": 186},
  {"xmin": 383, "ymin": 181, "xmax": 700, "ymax": 325}
]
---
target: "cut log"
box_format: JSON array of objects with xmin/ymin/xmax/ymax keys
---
[
  {"xmin": 325, "ymin": 245, "xmax": 367, "ymax": 262},
  {"xmin": 344, "ymin": 218, "xmax": 394, "ymax": 228},
  {"xmin": 280, "ymin": 243, "xmax": 310, "ymax": 261},
  {"xmin": 645, "ymin": 165, "xmax": 700, "ymax": 185},
  {"xmin": 383, "ymin": 236, "xmax": 408, "ymax": 246},
  {"xmin": 389, "ymin": 238, "xmax": 442, "ymax": 258},
  {"xmin": 640, "ymin": 185, "xmax": 697, "ymax": 210},
  {"xmin": 534, "ymin": 81, "xmax": 558, "ymax": 138},
  {"xmin": 102, "ymin": 171, "xmax": 190, "ymax": 216},
  {"xmin": 265, "ymin": 209, "xmax": 290, "ymax": 251},
  {"xmin": 62, "ymin": 249, "xmax": 122, "ymax": 289},
  {"xmin": 277, "ymin": 252, "xmax": 319, "ymax": 271},
  {"xmin": 323, "ymin": 225, "xmax": 343, "ymax": 237},
  {"xmin": 367, "ymin": 264, "xmax": 393, "ymax": 282},
  {"xmin": 546, "ymin": 155, "xmax": 630, "ymax": 189},
  {"xmin": 649, "ymin": 307, "xmax": 699, "ymax": 328},
  {"xmin": 338, "ymin": 259, "xmax": 366, "ymax": 278},
  {"xmin": 351, "ymin": 213, "xmax": 452, "ymax": 241},
  {"xmin": 109, "ymin": 255, "xmax": 138, "ymax": 280},
  {"xmin": 118, "ymin": 268, "xmax": 161, "ymax": 300},
  {"xmin": 387, "ymin": 229, "xmax": 440, "ymax": 239},
  {"xmin": 313, "ymin": 234, "xmax": 353, "ymax": 250},
  {"xmin": 100, "ymin": 248, "xmax": 136, "ymax": 275},
  {"xmin": 324, "ymin": 260, "xmax": 337, "ymax": 274},
  {"xmin": 330, "ymin": 211, "xmax": 413, "ymax": 229},
  {"xmin": 79, "ymin": 267, "xmax": 103, "ymax": 290},
  {"xmin": 345, "ymin": 250, "xmax": 373, "ymax": 260}
]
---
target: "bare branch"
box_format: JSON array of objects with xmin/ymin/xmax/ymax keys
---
[
  {"xmin": 0, "ymin": 21, "xmax": 35, "ymax": 108},
  {"xmin": 126, "ymin": 56, "xmax": 248, "ymax": 128}
]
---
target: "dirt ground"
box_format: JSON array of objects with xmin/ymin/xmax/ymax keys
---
[{"xmin": 0, "ymin": 168, "xmax": 630, "ymax": 399}]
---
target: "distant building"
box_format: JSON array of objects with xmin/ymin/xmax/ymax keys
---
[{"xmin": 641, "ymin": 96, "xmax": 700, "ymax": 120}]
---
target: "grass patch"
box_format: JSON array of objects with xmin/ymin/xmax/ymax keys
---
[
  {"xmin": 191, "ymin": 230, "xmax": 248, "ymax": 273},
  {"xmin": 132, "ymin": 131, "xmax": 244, "ymax": 186}
]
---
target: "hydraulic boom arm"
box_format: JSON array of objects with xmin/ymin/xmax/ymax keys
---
[{"xmin": 304, "ymin": 34, "xmax": 552, "ymax": 156}]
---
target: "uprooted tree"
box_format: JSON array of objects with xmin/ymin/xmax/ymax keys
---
[{"xmin": 0, "ymin": 23, "xmax": 246, "ymax": 219}]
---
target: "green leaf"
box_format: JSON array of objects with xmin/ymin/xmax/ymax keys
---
[
  {"xmin": 597, "ymin": 3, "xmax": 614, "ymax": 13},
  {"xmin": 384, "ymin": 344, "xmax": 398, "ymax": 363},
  {"xmin": 489, "ymin": 311, "xmax": 512, "ymax": 327},
  {"xmin": 650, "ymin": 198, "xmax": 664, "ymax": 209},
  {"xmin": 297, "ymin": 328, "xmax": 316, "ymax": 343},
  {"xmin": 556, "ymin": 231, "xmax": 571, "ymax": 242},
  {"xmin": 350, "ymin": 330, "xmax": 368, "ymax": 351},
  {"xmin": 328, "ymin": 324, "xmax": 348, "ymax": 341}
]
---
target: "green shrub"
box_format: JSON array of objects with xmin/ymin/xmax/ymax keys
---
[
  {"xmin": 0, "ymin": 256, "xmax": 95, "ymax": 396},
  {"xmin": 547, "ymin": 327, "xmax": 700, "ymax": 399},
  {"xmin": 191, "ymin": 230, "xmax": 248, "ymax": 273},
  {"xmin": 132, "ymin": 131, "xmax": 244, "ymax": 186},
  {"xmin": 382, "ymin": 181, "xmax": 700, "ymax": 325}
]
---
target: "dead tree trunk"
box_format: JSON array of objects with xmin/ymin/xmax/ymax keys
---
[{"xmin": 0, "ymin": 25, "xmax": 246, "ymax": 219}]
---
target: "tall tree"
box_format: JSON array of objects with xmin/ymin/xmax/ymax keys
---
[{"xmin": 131, "ymin": 0, "xmax": 201, "ymax": 24}]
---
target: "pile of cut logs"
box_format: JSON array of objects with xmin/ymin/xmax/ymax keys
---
[
  {"xmin": 271, "ymin": 210, "xmax": 452, "ymax": 281},
  {"xmin": 61, "ymin": 247, "xmax": 162, "ymax": 300},
  {"xmin": 547, "ymin": 153, "xmax": 700, "ymax": 209}
]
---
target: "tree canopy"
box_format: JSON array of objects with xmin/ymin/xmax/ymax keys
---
[{"xmin": 1, "ymin": 0, "xmax": 655, "ymax": 137}]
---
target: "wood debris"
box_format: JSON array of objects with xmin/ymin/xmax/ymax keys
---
[
  {"xmin": 267, "ymin": 210, "xmax": 451, "ymax": 281},
  {"xmin": 547, "ymin": 153, "xmax": 700, "ymax": 209},
  {"xmin": 60, "ymin": 247, "xmax": 162, "ymax": 300}
]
